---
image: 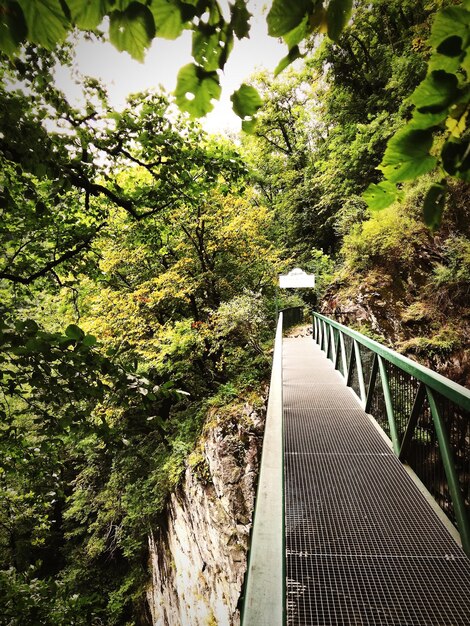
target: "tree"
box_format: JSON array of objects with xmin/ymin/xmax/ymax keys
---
[
  {"xmin": 0, "ymin": 0, "xmax": 354, "ymax": 120},
  {"xmin": 364, "ymin": 2, "xmax": 470, "ymax": 229}
]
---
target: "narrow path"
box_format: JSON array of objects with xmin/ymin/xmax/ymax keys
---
[{"xmin": 283, "ymin": 336, "xmax": 470, "ymax": 626}]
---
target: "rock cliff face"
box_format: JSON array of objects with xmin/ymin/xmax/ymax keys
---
[{"xmin": 147, "ymin": 402, "xmax": 265, "ymax": 626}]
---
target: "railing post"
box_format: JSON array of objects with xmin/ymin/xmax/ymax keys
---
[
  {"xmin": 364, "ymin": 353, "xmax": 378, "ymax": 414},
  {"xmin": 398, "ymin": 382, "xmax": 426, "ymax": 462},
  {"xmin": 346, "ymin": 340, "xmax": 355, "ymax": 387},
  {"xmin": 354, "ymin": 339, "xmax": 366, "ymax": 406},
  {"xmin": 426, "ymin": 388, "xmax": 470, "ymax": 555},
  {"xmin": 377, "ymin": 355, "xmax": 400, "ymax": 455},
  {"xmin": 339, "ymin": 331, "xmax": 348, "ymax": 378},
  {"xmin": 334, "ymin": 329, "xmax": 341, "ymax": 370}
]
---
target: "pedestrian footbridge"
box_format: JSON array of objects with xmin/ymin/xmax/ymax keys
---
[{"xmin": 242, "ymin": 309, "xmax": 470, "ymax": 626}]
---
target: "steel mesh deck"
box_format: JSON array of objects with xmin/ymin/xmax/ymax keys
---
[{"xmin": 283, "ymin": 337, "xmax": 470, "ymax": 626}]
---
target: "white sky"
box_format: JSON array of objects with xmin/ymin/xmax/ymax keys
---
[{"xmin": 54, "ymin": 1, "xmax": 286, "ymax": 135}]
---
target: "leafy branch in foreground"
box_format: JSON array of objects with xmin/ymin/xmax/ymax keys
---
[
  {"xmin": 0, "ymin": 0, "xmax": 354, "ymax": 123},
  {"xmin": 364, "ymin": 1, "xmax": 470, "ymax": 230}
]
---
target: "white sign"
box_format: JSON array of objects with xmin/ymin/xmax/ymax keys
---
[{"xmin": 279, "ymin": 267, "xmax": 315, "ymax": 289}]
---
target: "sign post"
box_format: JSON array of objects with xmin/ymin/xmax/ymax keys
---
[
  {"xmin": 279, "ymin": 267, "xmax": 315, "ymax": 289},
  {"xmin": 276, "ymin": 268, "xmax": 316, "ymax": 320}
]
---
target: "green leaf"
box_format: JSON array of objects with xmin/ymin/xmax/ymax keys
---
[
  {"xmin": 230, "ymin": 0, "xmax": 251, "ymax": 39},
  {"xmin": 363, "ymin": 180, "xmax": 400, "ymax": 211},
  {"xmin": 17, "ymin": 0, "xmax": 68, "ymax": 49},
  {"xmin": 82, "ymin": 334, "xmax": 97, "ymax": 347},
  {"xmin": 242, "ymin": 118, "xmax": 258, "ymax": 134},
  {"xmin": 326, "ymin": 0, "xmax": 352, "ymax": 42},
  {"xmin": 17, "ymin": 319, "xmax": 39, "ymax": 336},
  {"xmin": 230, "ymin": 84, "xmax": 263, "ymax": 118},
  {"xmin": 109, "ymin": 3, "xmax": 156, "ymax": 62},
  {"xmin": 429, "ymin": 7, "xmax": 470, "ymax": 51},
  {"xmin": 24, "ymin": 338, "xmax": 49, "ymax": 353},
  {"xmin": 409, "ymin": 70, "xmax": 459, "ymax": 114},
  {"xmin": 267, "ymin": 0, "xmax": 313, "ymax": 37},
  {"xmin": 192, "ymin": 27, "xmax": 230, "ymax": 71},
  {"xmin": 423, "ymin": 182, "xmax": 446, "ymax": 231},
  {"xmin": 274, "ymin": 45, "xmax": 303, "ymax": 76},
  {"xmin": 441, "ymin": 138, "xmax": 470, "ymax": 181},
  {"xmin": 282, "ymin": 14, "xmax": 309, "ymax": 48},
  {"xmin": 0, "ymin": 1, "xmax": 27, "ymax": 55},
  {"xmin": 379, "ymin": 127, "xmax": 437, "ymax": 183},
  {"xmin": 65, "ymin": 324, "xmax": 85, "ymax": 341},
  {"xmin": 428, "ymin": 52, "xmax": 462, "ymax": 75},
  {"xmin": 174, "ymin": 63, "xmax": 221, "ymax": 117},
  {"xmin": 411, "ymin": 110, "xmax": 448, "ymax": 130},
  {"xmin": 68, "ymin": 0, "xmax": 106, "ymax": 29},
  {"xmin": 436, "ymin": 35, "xmax": 464, "ymax": 58},
  {"xmin": 149, "ymin": 0, "xmax": 183, "ymax": 40}
]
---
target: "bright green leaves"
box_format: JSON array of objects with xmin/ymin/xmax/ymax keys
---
[
  {"xmin": 17, "ymin": 0, "xmax": 68, "ymax": 49},
  {"xmin": 149, "ymin": 0, "xmax": 183, "ymax": 39},
  {"xmin": 68, "ymin": 0, "xmax": 106, "ymax": 29},
  {"xmin": 0, "ymin": 1, "xmax": 27, "ymax": 54},
  {"xmin": 174, "ymin": 63, "xmax": 221, "ymax": 117},
  {"xmin": 326, "ymin": 0, "xmax": 352, "ymax": 42},
  {"xmin": 0, "ymin": 0, "xmax": 355, "ymax": 124},
  {"xmin": 363, "ymin": 0, "xmax": 470, "ymax": 228},
  {"xmin": 267, "ymin": 0, "xmax": 353, "ymax": 77},
  {"xmin": 230, "ymin": 84, "xmax": 263, "ymax": 118},
  {"xmin": 409, "ymin": 70, "xmax": 460, "ymax": 113},
  {"xmin": 230, "ymin": 0, "xmax": 251, "ymax": 39},
  {"xmin": 275, "ymin": 45, "xmax": 303, "ymax": 76},
  {"xmin": 362, "ymin": 181, "xmax": 403, "ymax": 212},
  {"xmin": 429, "ymin": 7, "xmax": 470, "ymax": 51},
  {"xmin": 109, "ymin": 3, "xmax": 155, "ymax": 62},
  {"xmin": 423, "ymin": 182, "xmax": 447, "ymax": 231},
  {"xmin": 378, "ymin": 128, "xmax": 437, "ymax": 183},
  {"xmin": 267, "ymin": 0, "xmax": 313, "ymax": 37},
  {"xmin": 192, "ymin": 24, "xmax": 232, "ymax": 72},
  {"xmin": 65, "ymin": 323, "xmax": 85, "ymax": 341},
  {"xmin": 230, "ymin": 84, "xmax": 263, "ymax": 133},
  {"xmin": 442, "ymin": 138, "xmax": 470, "ymax": 182}
]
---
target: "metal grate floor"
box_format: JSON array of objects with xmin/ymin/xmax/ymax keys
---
[{"xmin": 283, "ymin": 337, "xmax": 470, "ymax": 626}]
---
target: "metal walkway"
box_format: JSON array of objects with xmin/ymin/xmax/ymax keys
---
[{"xmin": 283, "ymin": 335, "xmax": 470, "ymax": 626}]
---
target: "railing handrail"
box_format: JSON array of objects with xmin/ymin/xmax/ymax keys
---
[
  {"xmin": 313, "ymin": 311, "xmax": 470, "ymax": 411},
  {"xmin": 241, "ymin": 313, "xmax": 285, "ymax": 626}
]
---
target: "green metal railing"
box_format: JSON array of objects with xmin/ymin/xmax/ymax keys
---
[
  {"xmin": 312, "ymin": 311, "xmax": 470, "ymax": 556},
  {"xmin": 280, "ymin": 306, "xmax": 304, "ymax": 331},
  {"xmin": 241, "ymin": 313, "xmax": 285, "ymax": 626}
]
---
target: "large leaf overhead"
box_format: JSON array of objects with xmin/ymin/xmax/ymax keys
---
[
  {"xmin": 379, "ymin": 127, "xmax": 437, "ymax": 182},
  {"xmin": 429, "ymin": 6, "xmax": 470, "ymax": 50},
  {"xmin": 409, "ymin": 70, "xmax": 460, "ymax": 113},
  {"xmin": 149, "ymin": 0, "xmax": 183, "ymax": 39},
  {"xmin": 174, "ymin": 63, "xmax": 221, "ymax": 117},
  {"xmin": 68, "ymin": 0, "xmax": 107, "ymax": 29},
  {"xmin": 363, "ymin": 181, "xmax": 401, "ymax": 211},
  {"xmin": 17, "ymin": 0, "xmax": 68, "ymax": 49},
  {"xmin": 230, "ymin": 84, "xmax": 263, "ymax": 119},
  {"xmin": 267, "ymin": 0, "xmax": 313, "ymax": 37},
  {"xmin": 230, "ymin": 0, "xmax": 252, "ymax": 39},
  {"xmin": 363, "ymin": 0, "xmax": 470, "ymax": 220},
  {"xmin": 423, "ymin": 182, "xmax": 447, "ymax": 231},
  {"xmin": 327, "ymin": 0, "xmax": 353, "ymax": 42},
  {"xmin": 109, "ymin": 3, "xmax": 156, "ymax": 61},
  {"xmin": 0, "ymin": 1, "xmax": 27, "ymax": 54}
]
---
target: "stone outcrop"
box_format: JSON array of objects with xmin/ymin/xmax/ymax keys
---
[{"xmin": 147, "ymin": 402, "xmax": 265, "ymax": 626}]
